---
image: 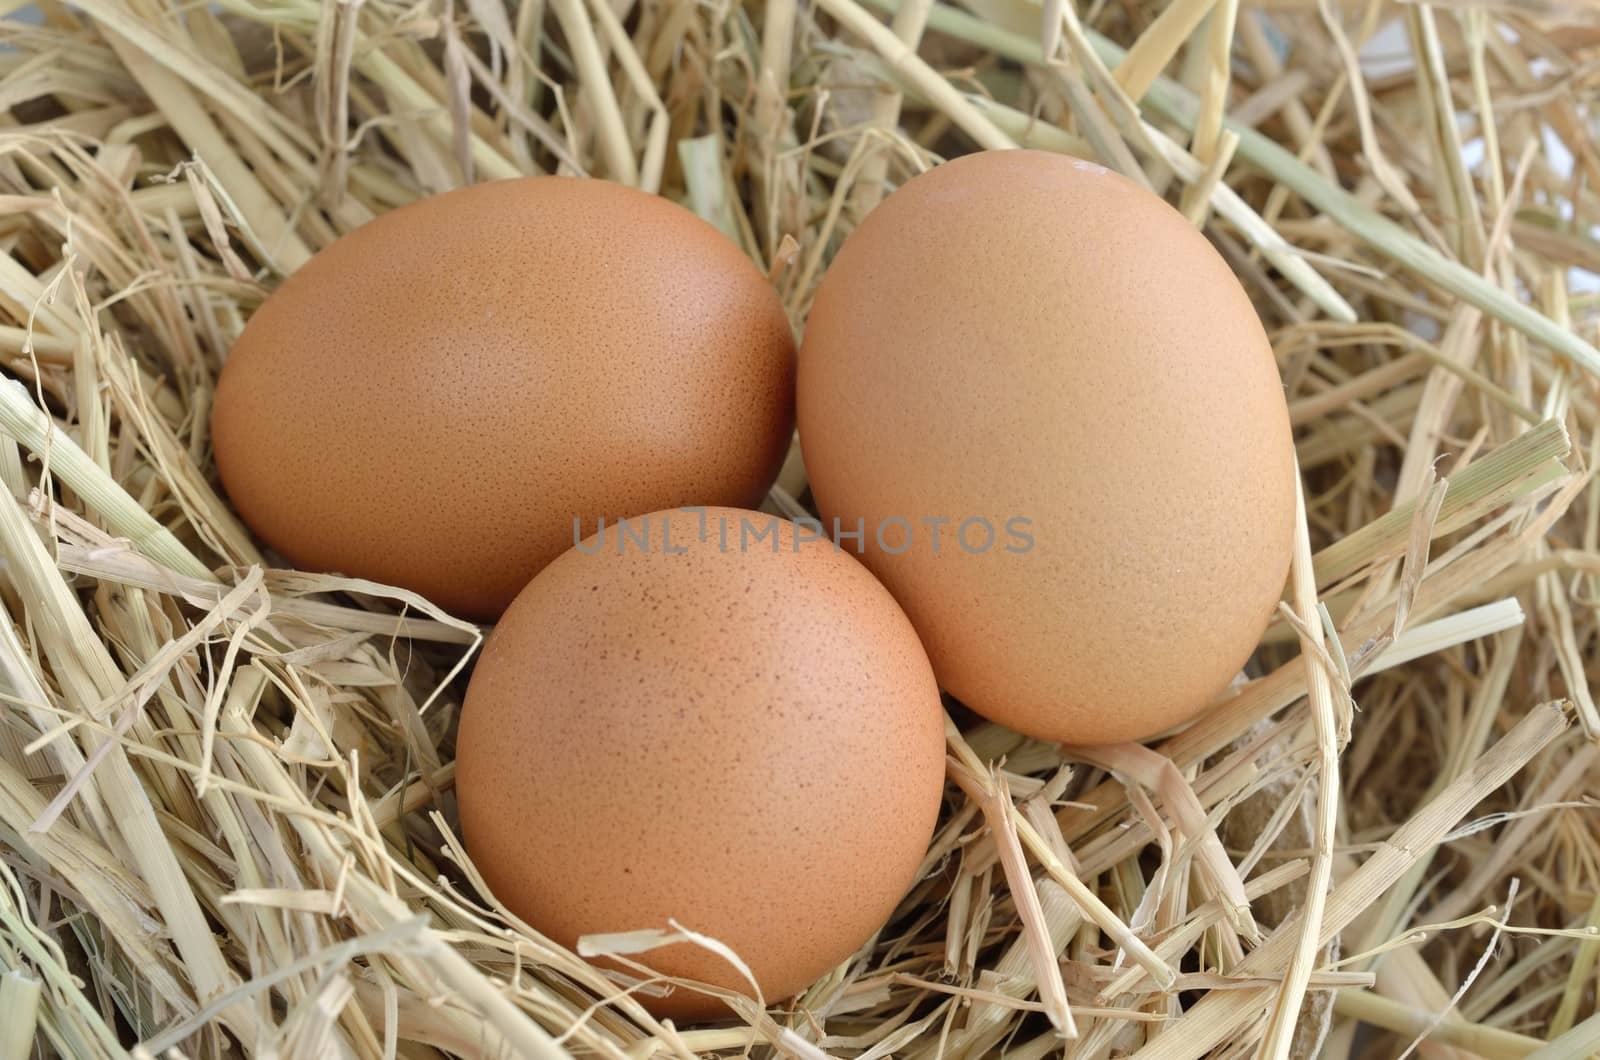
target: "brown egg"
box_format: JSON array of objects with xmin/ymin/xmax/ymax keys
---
[
  {"xmin": 455, "ymin": 507, "xmax": 946, "ymax": 1018},
  {"xmin": 212, "ymin": 178, "xmax": 794, "ymax": 618},
  {"xmin": 797, "ymin": 150, "xmax": 1295, "ymax": 745}
]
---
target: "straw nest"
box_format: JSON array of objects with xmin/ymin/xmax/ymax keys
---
[{"xmin": 0, "ymin": 0, "xmax": 1596, "ymax": 1056}]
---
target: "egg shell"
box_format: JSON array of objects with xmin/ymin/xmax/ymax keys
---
[
  {"xmin": 211, "ymin": 177, "xmax": 795, "ymax": 619},
  {"xmin": 454, "ymin": 507, "xmax": 947, "ymax": 1018},
  {"xmin": 796, "ymin": 150, "xmax": 1296, "ymax": 745}
]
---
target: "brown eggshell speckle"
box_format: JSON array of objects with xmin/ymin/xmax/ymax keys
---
[
  {"xmin": 454, "ymin": 507, "xmax": 946, "ymax": 1018},
  {"xmin": 797, "ymin": 150, "xmax": 1296, "ymax": 745},
  {"xmin": 212, "ymin": 177, "xmax": 795, "ymax": 619}
]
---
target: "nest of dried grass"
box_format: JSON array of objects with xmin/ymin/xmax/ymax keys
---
[{"xmin": 0, "ymin": 0, "xmax": 1597, "ymax": 1056}]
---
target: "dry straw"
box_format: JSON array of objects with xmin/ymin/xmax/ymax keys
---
[{"xmin": 0, "ymin": 0, "xmax": 1595, "ymax": 1057}]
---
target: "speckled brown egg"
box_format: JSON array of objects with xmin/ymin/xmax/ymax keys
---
[
  {"xmin": 797, "ymin": 150, "xmax": 1295, "ymax": 746},
  {"xmin": 455, "ymin": 506, "xmax": 946, "ymax": 1018},
  {"xmin": 212, "ymin": 178, "xmax": 794, "ymax": 618}
]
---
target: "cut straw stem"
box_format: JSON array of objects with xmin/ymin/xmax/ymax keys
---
[
  {"xmin": 0, "ymin": 970, "xmax": 40, "ymax": 1060},
  {"xmin": 1314, "ymin": 418, "xmax": 1570, "ymax": 587}
]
